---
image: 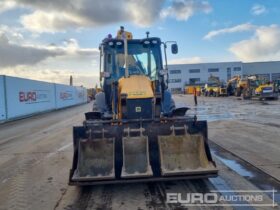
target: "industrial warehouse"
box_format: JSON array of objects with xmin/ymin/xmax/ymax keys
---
[{"xmin": 168, "ymin": 61, "xmax": 280, "ymax": 92}]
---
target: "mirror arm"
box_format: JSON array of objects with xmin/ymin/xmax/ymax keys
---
[
  {"xmin": 161, "ymin": 42, "xmax": 169, "ymax": 90},
  {"xmin": 162, "ymin": 42, "xmax": 168, "ymax": 70},
  {"xmin": 99, "ymin": 44, "xmax": 104, "ymax": 90}
]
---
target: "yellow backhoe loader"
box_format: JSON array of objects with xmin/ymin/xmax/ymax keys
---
[{"xmin": 69, "ymin": 27, "xmax": 218, "ymax": 185}]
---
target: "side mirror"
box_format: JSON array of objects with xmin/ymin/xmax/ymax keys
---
[{"xmin": 171, "ymin": 44, "xmax": 178, "ymax": 54}]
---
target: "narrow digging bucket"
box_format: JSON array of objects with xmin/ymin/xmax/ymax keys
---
[
  {"xmin": 72, "ymin": 138, "xmax": 115, "ymax": 181},
  {"xmin": 121, "ymin": 136, "xmax": 152, "ymax": 178},
  {"xmin": 158, "ymin": 134, "xmax": 216, "ymax": 176}
]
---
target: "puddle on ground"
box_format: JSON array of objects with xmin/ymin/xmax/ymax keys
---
[
  {"xmin": 186, "ymin": 109, "xmax": 247, "ymax": 122},
  {"xmin": 175, "ymin": 95, "xmax": 280, "ymax": 122},
  {"xmin": 210, "ymin": 142, "xmax": 280, "ymax": 203},
  {"xmin": 211, "ymin": 150, "xmax": 254, "ymax": 178},
  {"xmin": 179, "ymin": 103, "xmax": 258, "ymax": 122}
]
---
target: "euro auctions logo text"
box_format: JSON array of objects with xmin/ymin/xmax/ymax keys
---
[
  {"xmin": 19, "ymin": 90, "xmax": 50, "ymax": 104},
  {"xmin": 60, "ymin": 91, "xmax": 73, "ymax": 100},
  {"xmin": 19, "ymin": 91, "xmax": 36, "ymax": 102},
  {"xmin": 166, "ymin": 190, "xmax": 277, "ymax": 207}
]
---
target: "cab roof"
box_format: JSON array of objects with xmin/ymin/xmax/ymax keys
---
[{"xmin": 101, "ymin": 37, "xmax": 162, "ymax": 45}]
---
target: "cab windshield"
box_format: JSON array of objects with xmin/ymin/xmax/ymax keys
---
[{"xmin": 104, "ymin": 41, "xmax": 162, "ymax": 81}]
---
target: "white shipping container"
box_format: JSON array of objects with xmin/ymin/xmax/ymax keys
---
[
  {"xmin": 55, "ymin": 84, "xmax": 77, "ymax": 108},
  {"xmin": 0, "ymin": 76, "xmax": 6, "ymax": 121},
  {"xmin": 5, "ymin": 76, "xmax": 56, "ymax": 119}
]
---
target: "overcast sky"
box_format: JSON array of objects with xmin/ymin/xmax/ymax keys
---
[{"xmin": 0, "ymin": 0, "xmax": 280, "ymax": 87}]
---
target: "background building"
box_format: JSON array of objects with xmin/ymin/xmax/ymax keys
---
[{"xmin": 168, "ymin": 61, "xmax": 280, "ymax": 92}]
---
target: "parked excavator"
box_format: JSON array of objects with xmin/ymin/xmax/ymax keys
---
[
  {"xmin": 227, "ymin": 75, "xmax": 251, "ymax": 97},
  {"xmin": 69, "ymin": 27, "xmax": 218, "ymax": 185}
]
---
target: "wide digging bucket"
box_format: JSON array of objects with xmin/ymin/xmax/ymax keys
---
[
  {"xmin": 72, "ymin": 138, "xmax": 115, "ymax": 181},
  {"xmin": 121, "ymin": 128, "xmax": 152, "ymax": 178},
  {"xmin": 158, "ymin": 126, "xmax": 216, "ymax": 176}
]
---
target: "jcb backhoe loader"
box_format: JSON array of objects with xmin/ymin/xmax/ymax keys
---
[{"xmin": 69, "ymin": 27, "xmax": 218, "ymax": 185}]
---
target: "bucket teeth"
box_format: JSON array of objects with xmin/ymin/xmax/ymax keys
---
[
  {"xmin": 73, "ymin": 138, "xmax": 115, "ymax": 181},
  {"xmin": 158, "ymin": 134, "xmax": 215, "ymax": 176},
  {"xmin": 121, "ymin": 136, "xmax": 152, "ymax": 178}
]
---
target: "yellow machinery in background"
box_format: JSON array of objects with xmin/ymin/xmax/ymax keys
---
[
  {"xmin": 242, "ymin": 75, "xmax": 278, "ymax": 100},
  {"xmin": 227, "ymin": 75, "xmax": 278, "ymax": 100},
  {"xmin": 227, "ymin": 75, "xmax": 248, "ymax": 96},
  {"xmin": 204, "ymin": 75, "xmax": 227, "ymax": 97},
  {"xmin": 184, "ymin": 85, "xmax": 201, "ymax": 95}
]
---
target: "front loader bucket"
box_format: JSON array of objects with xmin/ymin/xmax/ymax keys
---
[
  {"xmin": 72, "ymin": 137, "xmax": 115, "ymax": 181},
  {"xmin": 158, "ymin": 132, "xmax": 216, "ymax": 176},
  {"xmin": 69, "ymin": 119, "xmax": 218, "ymax": 186},
  {"xmin": 121, "ymin": 135, "xmax": 152, "ymax": 178}
]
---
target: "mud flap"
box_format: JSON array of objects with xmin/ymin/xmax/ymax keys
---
[
  {"xmin": 72, "ymin": 138, "xmax": 115, "ymax": 181},
  {"xmin": 158, "ymin": 126, "xmax": 216, "ymax": 176},
  {"xmin": 121, "ymin": 128, "xmax": 152, "ymax": 178}
]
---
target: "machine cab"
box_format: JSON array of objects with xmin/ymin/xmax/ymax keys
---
[{"xmin": 100, "ymin": 37, "xmax": 164, "ymax": 84}]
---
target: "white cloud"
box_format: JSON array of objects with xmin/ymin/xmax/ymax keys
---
[
  {"xmin": 0, "ymin": 34, "xmax": 100, "ymax": 87},
  {"xmin": 0, "ymin": 34, "xmax": 64, "ymax": 67},
  {"xmin": 6, "ymin": 0, "xmax": 164, "ymax": 33},
  {"xmin": 3, "ymin": 0, "xmax": 213, "ymax": 32},
  {"xmin": 251, "ymin": 4, "xmax": 267, "ymax": 16},
  {"xmin": 0, "ymin": 1, "xmax": 17, "ymax": 13},
  {"xmin": 169, "ymin": 56, "xmax": 203, "ymax": 64},
  {"xmin": 160, "ymin": 0, "xmax": 212, "ymax": 21},
  {"xmin": 1, "ymin": 66, "xmax": 99, "ymax": 88},
  {"xmin": 0, "ymin": 25, "xmax": 25, "ymax": 44},
  {"xmin": 203, "ymin": 23, "xmax": 255, "ymax": 40},
  {"xmin": 20, "ymin": 10, "xmax": 86, "ymax": 33},
  {"xmin": 0, "ymin": 33, "xmax": 98, "ymax": 68},
  {"xmin": 229, "ymin": 25, "xmax": 280, "ymax": 62},
  {"xmin": 0, "ymin": 20, "xmax": 100, "ymax": 87}
]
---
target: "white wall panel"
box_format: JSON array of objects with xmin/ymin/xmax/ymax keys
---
[
  {"xmin": 0, "ymin": 76, "xmax": 6, "ymax": 121},
  {"xmin": 55, "ymin": 84, "xmax": 76, "ymax": 108},
  {"xmin": 5, "ymin": 76, "xmax": 56, "ymax": 119}
]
